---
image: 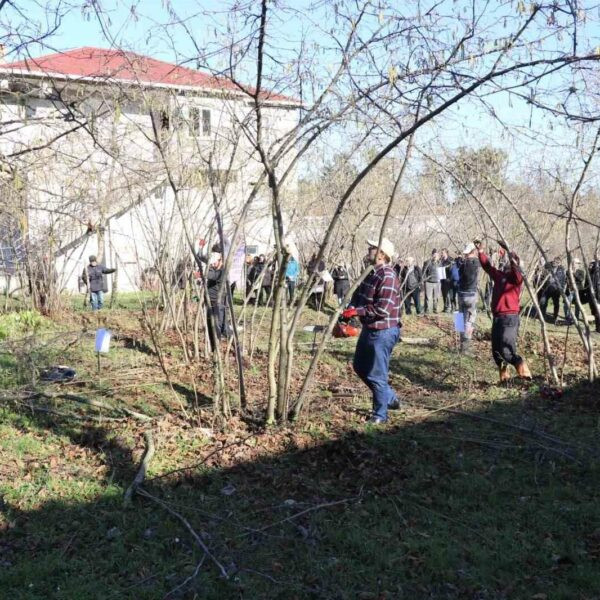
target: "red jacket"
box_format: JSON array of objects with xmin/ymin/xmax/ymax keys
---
[{"xmin": 479, "ymin": 251, "xmax": 523, "ymax": 316}]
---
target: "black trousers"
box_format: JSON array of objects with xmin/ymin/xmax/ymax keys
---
[
  {"xmin": 539, "ymin": 290, "xmax": 560, "ymax": 321},
  {"xmin": 403, "ymin": 287, "xmax": 421, "ymax": 314},
  {"xmin": 491, "ymin": 313, "xmax": 523, "ymax": 367},
  {"xmin": 207, "ymin": 304, "xmax": 229, "ymax": 350},
  {"xmin": 441, "ymin": 280, "xmax": 454, "ymax": 311}
]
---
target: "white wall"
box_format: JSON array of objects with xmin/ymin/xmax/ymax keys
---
[{"xmin": 0, "ymin": 75, "xmax": 299, "ymax": 292}]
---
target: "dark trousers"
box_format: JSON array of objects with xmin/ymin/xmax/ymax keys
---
[
  {"xmin": 404, "ymin": 288, "xmax": 421, "ymax": 314},
  {"xmin": 353, "ymin": 325, "xmax": 401, "ymax": 421},
  {"xmin": 539, "ymin": 290, "xmax": 560, "ymax": 321},
  {"xmin": 287, "ymin": 279, "xmax": 296, "ymax": 305},
  {"xmin": 451, "ymin": 283, "xmax": 459, "ymax": 310},
  {"xmin": 491, "ymin": 314, "xmax": 523, "ymax": 367},
  {"xmin": 207, "ymin": 304, "xmax": 229, "ymax": 350},
  {"xmin": 441, "ymin": 280, "xmax": 453, "ymax": 312},
  {"xmin": 259, "ymin": 286, "xmax": 271, "ymax": 306}
]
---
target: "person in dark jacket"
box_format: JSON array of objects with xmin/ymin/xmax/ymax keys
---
[
  {"xmin": 449, "ymin": 256, "xmax": 461, "ymax": 311},
  {"xmin": 331, "ymin": 263, "xmax": 351, "ymax": 305},
  {"xmin": 589, "ymin": 254, "xmax": 600, "ymax": 305},
  {"xmin": 307, "ymin": 253, "xmax": 326, "ymax": 310},
  {"xmin": 476, "ymin": 241, "xmax": 531, "ymax": 383},
  {"xmin": 564, "ymin": 257, "xmax": 586, "ymax": 323},
  {"xmin": 539, "ymin": 257, "xmax": 566, "ymax": 322},
  {"xmin": 260, "ymin": 257, "xmax": 274, "ymax": 306},
  {"xmin": 457, "ymin": 243, "xmax": 480, "ymax": 354},
  {"xmin": 196, "ymin": 241, "xmax": 230, "ymax": 348},
  {"xmin": 440, "ymin": 248, "xmax": 453, "ymax": 313},
  {"xmin": 82, "ymin": 255, "xmax": 116, "ymax": 311},
  {"xmin": 400, "ymin": 256, "xmax": 422, "ymax": 315},
  {"xmin": 422, "ymin": 249, "xmax": 441, "ymax": 313}
]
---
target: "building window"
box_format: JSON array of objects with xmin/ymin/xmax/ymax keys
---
[
  {"xmin": 188, "ymin": 107, "xmax": 211, "ymax": 136},
  {"xmin": 202, "ymin": 109, "xmax": 211, "ymax": 135},
  {"xmin": 188, "ymin": 107, "xmax": 200, "ymax": 135},
  {"xmin": 160, "ymin": 110, "xmax": 170, "ymax": 131}
]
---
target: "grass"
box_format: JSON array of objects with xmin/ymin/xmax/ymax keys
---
[{"xmin": 0, "ymin": 296, "xmax": 599, "ymax": 599}]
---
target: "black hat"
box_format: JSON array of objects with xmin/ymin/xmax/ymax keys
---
[{"xmin": 89, "ymin": 255, "xmax": 97, "ymax": 262}]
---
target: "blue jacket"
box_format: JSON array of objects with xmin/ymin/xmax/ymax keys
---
[
  {"xmin": 285, "ymin": 257, "xmax": 300, "ymax": 280},
  {"xmin": 450, "ymin": 262, "xmax": 461, "ymax": 284}
]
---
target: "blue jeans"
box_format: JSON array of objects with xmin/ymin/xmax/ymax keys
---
[
  {"xmin": 90, "ymin": 290, "xmax": 104, "ymax": 311},
  {"xmin": 353, "ymin": 325, "xmax": 401, "ymax": 420}
]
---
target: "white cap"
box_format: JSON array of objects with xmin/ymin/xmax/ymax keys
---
[
  {"xmin": 367, "ymin": 238, "xmax": 395, "ymax": 261},
  {"xmin": 463, "ymin": 242, "xmax": 476, "ymax": 254}
]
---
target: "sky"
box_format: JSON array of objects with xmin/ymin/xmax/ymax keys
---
[{"xmin": 4, "ymin": 0, "xmax": 600, "ymax": 180}]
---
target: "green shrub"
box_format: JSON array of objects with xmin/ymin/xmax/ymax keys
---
[{"xmin": 0, "ymin": 310, "xmax": 46, "ymax": 340}]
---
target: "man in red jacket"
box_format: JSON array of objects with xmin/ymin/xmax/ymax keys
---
[{"xmin": 476, "ymin": 241, "xmax": 532, "ymax": 383}]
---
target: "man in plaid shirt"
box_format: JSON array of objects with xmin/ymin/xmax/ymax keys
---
[{"xmin": 342, "ymin": 238, "xmax": 402, "ymax": 424}]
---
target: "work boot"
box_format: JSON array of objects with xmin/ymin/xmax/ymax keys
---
[
  {"xmin": 515, "ymin": 360, "xmax": 532, "ymax": 379},
  {"xmin": 499, "ymin": 363, "xmax": 510, "ymax": 383},
  {"xmin": 367, "ymin": 416, "xmax": 388, "ymax": 425}
]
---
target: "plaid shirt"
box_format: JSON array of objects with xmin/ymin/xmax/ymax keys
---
[{"xmin": 352, "ymin": 264, "xmax": 401, "ymax": 330}]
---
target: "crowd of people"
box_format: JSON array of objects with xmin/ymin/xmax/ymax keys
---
[{"xmin": 81, "ymin": 237, "xmax": 600, "ymax": 423}]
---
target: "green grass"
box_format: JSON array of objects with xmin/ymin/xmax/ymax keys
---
[{"xmin": 0, "ymin": 303, "xmax": 599, "ymax": 598}]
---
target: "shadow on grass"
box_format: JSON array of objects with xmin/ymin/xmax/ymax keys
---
[
  {"xmin": 327, "ymin": 343, "xmax": 461, "ymax": 393},
  {"xmin": 170, "ymin": 381, "xmax": 213, "ymax": 409},
  {"xmin": 2, "ymin": 380, "xmax": 600, "ymax": 599}
]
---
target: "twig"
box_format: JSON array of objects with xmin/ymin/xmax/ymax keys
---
[
  {"xmin": 123, "ymin": 431, "xmax": 156, "ymax": 507},
  {"xmin": 164, "ymin": 555, "xmax": 206, "ymax": 599},
  {"xmin": 47, "ymin": 392, "xmax": 154, "ymax": 422},
  {"xmin": 137, "ymin": 488, "xmax": 230, "ymax": 580},
  {"xmin": 402, "ymin": 495, "xmax": 488, "ymax": 542},
  {"xmin": 239, "ymin": 496, "xmax": 358, "ymax": 537},
  {"xmin": 406, "ymin": 401, "xmax": 595, "ymax": 459}
]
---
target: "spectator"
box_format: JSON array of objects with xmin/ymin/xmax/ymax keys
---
[
  {"xmin": 260, "ymin": 256, "xmax": 273, "ymax": 306},
  {"xmin": 457, "ymin": 243, "xmax": 480, "ymax": 354},
  {"xmin": 285, "ymin": 254, "xmax": 300, "ymax": 305},
  {"xmin": 400, "ymin": 256, "xmax": 421, "ymax": 315},
  {"xmin": 449, "ymin": 255, "xmax": 461, "ymax": 311},
  {"xmin": 563, "ymin": 258, "xmax": 585, "ymax": 324},
  {"xmin": 331, "ymin": 263, "xmax": 351, "ymax": 305},
  {"xmin": 422, "ymin": 249, "xmax": 441, "ymax": 314},
  {"xmin": 81, "ymin": 254, "xmax": 116, "ymax": 311},
  {"xmin": 307, "ymin": 253, "xmax": 326, "ymax": 310},
  {"xmin": 440, "ymin": 248, "xmax": 453, "ymax": 313},
  {"xmin": 539, "ymin": 257, "xmax": 566, "ymax": 322}
]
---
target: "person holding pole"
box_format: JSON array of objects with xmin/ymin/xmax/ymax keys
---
[
  {"xmin": 475, "ymin": 240, "xmax": 532, "ymax": 383},
  {"xmin": 342, "ymin": 238, "xmax": 402, "ymax": 424}
]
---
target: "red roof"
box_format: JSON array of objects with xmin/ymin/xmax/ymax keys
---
[{"xmin": 1, "ymin": 47, "xmax": 296, "ymax": 103}]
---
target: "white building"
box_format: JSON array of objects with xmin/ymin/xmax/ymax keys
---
[{"xmin": 0, "ymin": 47, "xmax": 300, "ymax": 292}]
